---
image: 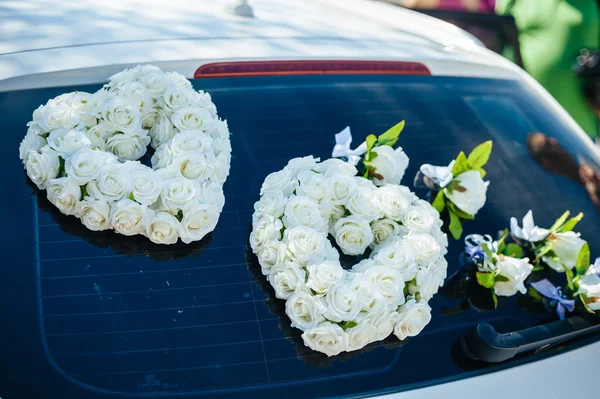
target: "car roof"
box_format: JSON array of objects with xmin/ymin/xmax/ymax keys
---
[{"xmin": 0, "ymin": 0, "xmax": 524, "ymax": 92}]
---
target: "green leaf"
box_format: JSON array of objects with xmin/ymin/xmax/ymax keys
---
[
  {"xmin": 475, "ymin": 167, "xmax": 486, "ymax": 178},
  {"xmin": 80, "ymin": 184, "xmax": 88, "ymax": 200},
  {"xmin": 365, "ymin": 134, "xmax": 377, "ymax": 153},
  {"xmin": 448, "ymin": 210, "xmax": 463, "ymax": 240},
  {"xmin": 174, "ymin": 210, "xmax": 183, "ymax": 222},
  {"xmin": 494, "ymin": 274, "xmax": 510, "ymax": 283},
  {"xmin": 476, "ymin": 272, "xmax": 496, "ymax": 289},
  {"xmin": 128, "ymin": 192, "xmax": 135, "ymax": 201},
  {"xmin": 467, "ymin": 140, "xmax": 493, "ymax": 169},
  {"xmin": 451, "ymin": 151, "xmax": 469, "ymax": 176},
  {"xmin": 492, "ymin": 292, "xmax": 498, "ymax": 308},
  {"xmin": 579, "ymin": 295, "xmax": 597, "ymax": 315},
  {"xmin": 535, "ymin": 245, "xmax": 553, "ymax": 262},
  {"xmin": 481, "ymin": 242, "xmax": 494, "ymax": 260},
  {"xmin": 549, "ymin": 210, "xmax": 570, "ymax": 233},
  {"xmin": 431, "ymin": 190, "xmax": 445, "ymax": 213},
  {"xmin": 497, "ymin": 228, "xmax": 509, "ymax": 253},
  {"xmin": 564, "ymin": 263, "xmax": 575, "ymax": 291},
  {"xmin": 377, "ymin": 121, "xmax": 405, "ymax": 147},
  {"xmin": 446, "ymin": 201, "xmax": 474, "ymax": 220},
  {"xmin": 339, "ymin": 320, "xmax": 358, "ymax": 331},
  {"xmin": 532, "ymin": 264, "xmax": 544, "ymax": 272},
  {"xmin": 559, "ymin": 212, "xmax": 584, "ymax": 233},
  {"xmin": 504, "ymin": 243, "xmax": 523, "ymax": 258},
  {"xmin": 575, "ymin": 242, "xmax": 590, "ymax": 276},
  {"xmin": 58, "ymin": 156, "xmax": 66, "ymax": 177},
  {"xmin": 528, "ymin": 286, "xmax": 543, "ymax": 302}
]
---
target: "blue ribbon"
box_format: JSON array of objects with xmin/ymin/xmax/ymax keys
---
[{"xmin": 530, "ymin": 279, "xmax": 575, "ymax": 320}]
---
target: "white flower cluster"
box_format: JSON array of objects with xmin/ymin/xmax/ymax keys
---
[
  {"xmin": 251, "ymin": 156, "xmax": 448, "ymax": 356},
  {"xmin": 19, "ymin": 65, "xmax": 231, "ymax": 244}
]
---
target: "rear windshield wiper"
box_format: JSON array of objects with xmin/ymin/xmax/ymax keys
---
[{"xmin": 461, "ymin": 316, "xmax": 600, "ymax": 363}]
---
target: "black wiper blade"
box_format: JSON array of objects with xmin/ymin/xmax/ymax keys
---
[{"xmin": 460, "ymin": 316, "xmax": 600, "ymax": 363}]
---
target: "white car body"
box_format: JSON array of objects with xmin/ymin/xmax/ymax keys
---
[{"xmin": 2, "ymin": 0, "xmax": 599, "ymax": 397}]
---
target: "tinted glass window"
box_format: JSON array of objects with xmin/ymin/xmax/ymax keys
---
[{"xmin": 1, "ymin": 75, "xmax": 599, "ymax": 399}]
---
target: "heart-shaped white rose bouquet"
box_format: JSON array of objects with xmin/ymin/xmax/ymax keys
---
[
  {"xmin": 19, "ymin": 65, "xmax": 231, "ymax": 244},
  {"xmin": 250, "ymin": 123, "xmax": 449, "ymax": 356}
]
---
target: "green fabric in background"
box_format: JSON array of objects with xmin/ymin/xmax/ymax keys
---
[{"xmin": 498, "ymin": 0, "xmax": 600, "ymax": 138}]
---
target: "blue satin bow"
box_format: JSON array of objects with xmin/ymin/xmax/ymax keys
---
[{"xmin": 530, "ymin": 279, "xmax": 575, "ymax": 320}]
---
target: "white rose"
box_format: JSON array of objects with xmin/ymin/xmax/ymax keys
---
[
  {"xmin": 445, "ymin": 170, "xmax": 488, "ymax": 216},
  {"xmin": 197, "ymin": 181, "xmax": 226, "ymax": 211},
  {"xmin": 260, "ymin": 168, "xmax": 298, "ymax": 197},
  {"xmin": 180, "ymin": 201, "xmax": 220, "ymax": 243},
  {"xmin": 283, "ymin": 226, "xmax": 327, "ymax": 266},
  {"xmin": 250, "ymin": 215, "xmax": 284, "ymax": 252},
  {"xmin": 296, "ymin": 170, "xmax": 328, "ymax": 203},
  {"xmin": 282, "ymin": 195, "xmax": 327, "ymax": 232},
  {"xmin": 107, "ymin": 67, "xmax": 138, "ymax": 87},
  {"xmin": 100, "ymin": 97, "xmax": 142, "ymax": 135},
  {"xmin": 374, "ymin": 184, "xmax": 411, "ymax": 220},
  {"xmin": 19, "ymin": 128, "xmax": 47, "ymax": 162},
  {"xmin": 577, "ymin": 274, "xmax": 600, "ymax": 311},
  {"xmin": 286, "ymin": 290, "xmax": 325, "ymax": 330},
  {"xmin": 402, "ymin": 202, "xmax": 437, "ymax": 233},
  {"xmin": 195, "ymin": 90, "xmax": 218, "ymax": 118},
  {"xmin": 370, "ymin": 218, "xmax": 400, "ymax": 246},
  {"xmin": 306, "ymin": 260, "xmax": 345, "ymax": 295},
  {"xmin": 145, "ymin": 211, "xmax": 181, "ymax": 244},
  {"xmin": 302, "ymin": 322, "xmax": 347, "ymax": 357},
  {"xmin": 151, "ymin": 143, "xmax": 176, "ymax": 170},
  {"xmin": 173, "ymin": 150, "xmax": 214, "ymax": 182},
  {"xmin": 77, "ymin": 198, "xmax": 111, "ymax": 231},
  {"xmin": 365, "ymin": 265, "xmax": 405, "ymax": 306},
  {"xmin": 88, "ymin": 164, "xmax": 131, "ymax": 202},
  {"xmin": 63, "ymin": 91, "xmax": 99, "ymax": 127},
  {"xmin": 37, "ymin": 103, "xmax": 80, "ymax": 132},
  {"xmin": 333, "ymin": 215, "xmax": 374, "ymax": 256},
  {"xmin": 542, "ymin": 232, "xmax": 586, "ymax": 272},
  {"xmin": 46, "ymin": 177, "xmax": 81, "ymax": 216},
  {"xmin": 346, "ymin": 316, "xmax": 378, "ymax": 351},
  {"xmin": 25, "ymin": 147, "xmax": 60, "ymax": 189},
  {"xmin": 369, "ymin": 310, "xmax": 399, "ymax": 340},
  {"xmin": 159, "ymin": 86, "xmax": 199, "ymax": 113},
  {"xmin": 346, "ymin": 187, "xmax": 382, "ymax": 222},
  {"xmin": 404, "ymin": 231, "xmax": 442, "ymax": 266},
  {"xmin": 349, "ymin": 273, "xmax": 387, "ymax": 314},
  {"xmin": 87, "ymin": 121, "xmax": 116, "ymax": 141},
  {"xmin": 317, "ymin": 158, "xmax": 358, "ymax": 177},
  {"xmin": 373, "ymin": 239, "xmax": 418, "ymax": 281},
  {"xmin": 149, "ymin": 113, "xmax": 179, "ymax": 148},
  {"xmin": 140, "ymin": 72, "xmax": 170, "ymax": 98},
  {"xmin": 286, "ymin": 156, "xmax": 319, "ymax": 176},
  {"xmin": 205, "ymin": 118, "xmax": 230, "ymax": 140},
  {"xmin": 169, "ymin": 130, "xmax": 213, "ymax": 154},
  {"xmin": 369, "ymin": 145, "xmax": 409, "ymax": 186},
  {"xmin": 106, "ymin": 133, "xmax": 150, "ymax": 162},
  {"xmin": 257, "ymin": 241, "xmax": 288, "ymax": 275},
  {"xmin": 85, "ymin": 129, "xmax": 106, "ymax": 151},
  {"xmin": 416, "ymin": 258, "xmax": 448, "ymax": 300},
  {"xmin": 329, "ymin": 205, "xmax": 346, "ymax": 222},
  {"xmin": 253, "ymin": 190, "xmax": 287, "ymax": 222},
  {"xmin": 171, "ymin": 107, "xmax": 214, "ymax": 132},
  {"xmin": 268, "ymin": 262, "xmax": 306, "ymax": 299},
  {"xmin": 326, "ymin": 173, "xmax": 357, "ymax": 206},
  {"xmin": 393, "ymin": 299, "xmax": 432, "ymax": 340},
  {"xmin": 211, "ymin": 151, "xmax": 231, "ymax": 184},
  {"xmin": 47, "ymin": 128, "xmax": 91, "ymax": 158},
  {"xmin": 351, "ymin": 258, "xmax": 377, "ymax": 273},
  {"xmin": 110, "ymin": 198, "xmax": 148, "ymax": 236},
  {"xmin": 166, "ymin": 71, "xmax": 192, "ymax": 87},
  {"xmin": 129, "ymin": 167, "xmax": 163, "ymax": 206},
  {"xmin": 64, "ymin": 148, "xmax": 116, "ymax": 185},
  {"xmin": 159, "ymin": 177, "xmax": 197, "ymax": 213},
  {"xmin": 141, "ymin": 109, "xmax": 158, "ymax": 130},
  {"xmin": 494, "ymin": 256, "xmax": 534, "ymax": 296}
]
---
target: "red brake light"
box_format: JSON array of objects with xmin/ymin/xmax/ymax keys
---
[{"xmin": 194, "ymin": 60, "xmax": 431, "ymax": 78}]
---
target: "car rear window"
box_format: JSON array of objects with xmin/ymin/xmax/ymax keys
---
[{"xmin": 1, "ymin": 74, "xmax": 599, "ymax": 399}]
